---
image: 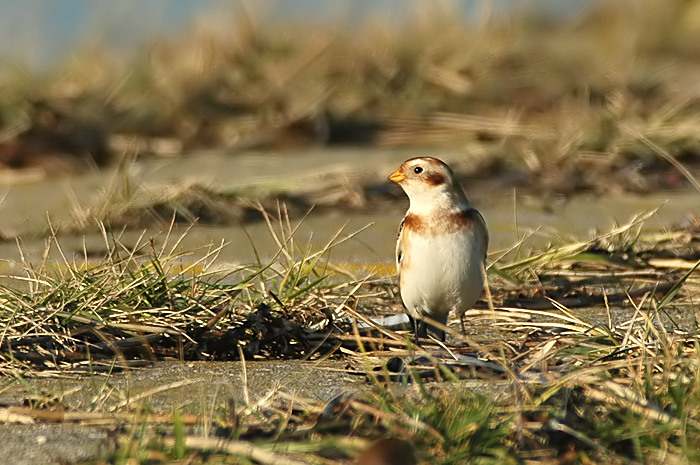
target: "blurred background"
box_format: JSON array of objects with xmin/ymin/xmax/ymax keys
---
[
  {"xmin": 0, "ymin": 1, "xmax": 585, "ymax": 69},
  {"xmin": 0, "ymin": 0, "xmax": 698, "ymax": 260}
]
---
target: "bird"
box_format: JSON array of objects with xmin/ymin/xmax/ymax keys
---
[{"xmin": 389, "ymin": 157, "xmax": 488, "ymax": 341}]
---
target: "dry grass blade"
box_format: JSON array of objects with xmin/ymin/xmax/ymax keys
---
[
  {"xmin": 114, "ymin": 378, "xmax": 205, "ymax": 410},
  {"xmin": 160, "ymin": 436, "xmax": 310, "ymax": 465},
  {"xmin": 630, "ymin": 129, "xmax": 700, "ymax": 195}
]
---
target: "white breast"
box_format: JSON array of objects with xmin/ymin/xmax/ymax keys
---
[{"xmin": 399, "ymin": 226, "xmax": 485, "ymax": 325}]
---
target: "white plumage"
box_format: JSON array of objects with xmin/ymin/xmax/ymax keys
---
[{"xmin": 389, "ymin": 157, "xmax": 488, "ymax": 341}]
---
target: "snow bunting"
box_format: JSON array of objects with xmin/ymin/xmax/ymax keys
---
[{"xmin": 389, "ymin": 157, "xmax": 488, "ymax": 341}]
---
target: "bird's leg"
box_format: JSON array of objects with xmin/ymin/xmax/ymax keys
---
[
  {"xmin": 460, "ymin": 314, "xmax": 466, "ymax": 334},
  {"xmin": 421, "ymin": 315, "xmax": 444, "ymax": 342},
  {"xmin": 407, "ymin": 314, "xmax": 420, "ymax": 345},
  {"xmin": 439, "ymin": 328, "xmax": 446, "ymax": 342}
]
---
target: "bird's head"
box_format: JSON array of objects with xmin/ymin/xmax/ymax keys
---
[{"xmin": 389, "ymin": 157, "xmax": 469, "ymax": 214}]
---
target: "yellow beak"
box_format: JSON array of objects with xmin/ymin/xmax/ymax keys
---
[{"xmin": 388, "ymin": 169, "xmax": 406, "ymax": 183}]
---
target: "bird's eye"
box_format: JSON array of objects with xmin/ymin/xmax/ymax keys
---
[{"xmin": 413, "ymin": 166, "xmax": 423, "ymax": 174}]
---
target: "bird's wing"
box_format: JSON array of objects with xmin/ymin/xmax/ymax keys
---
[
  {"xmin": 471, "ymin": 208, "xmax": 489, "ymax": 261},
  {"xmin": 395, "ymin": 216, "xmax": 405, "ymax": 277},
  {"xmin": 395, "ymin": 216, "xmax": 409, "ymax": 311}
]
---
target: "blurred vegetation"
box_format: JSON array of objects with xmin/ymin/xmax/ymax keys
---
[{"xmin": 0, "ymin": 0, "xmax": 699, "ymax": 195}]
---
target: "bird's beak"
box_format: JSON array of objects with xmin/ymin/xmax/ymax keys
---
[{"xmin": 389, "ymin": 169, "xmax": 405, "ymax": 183}]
